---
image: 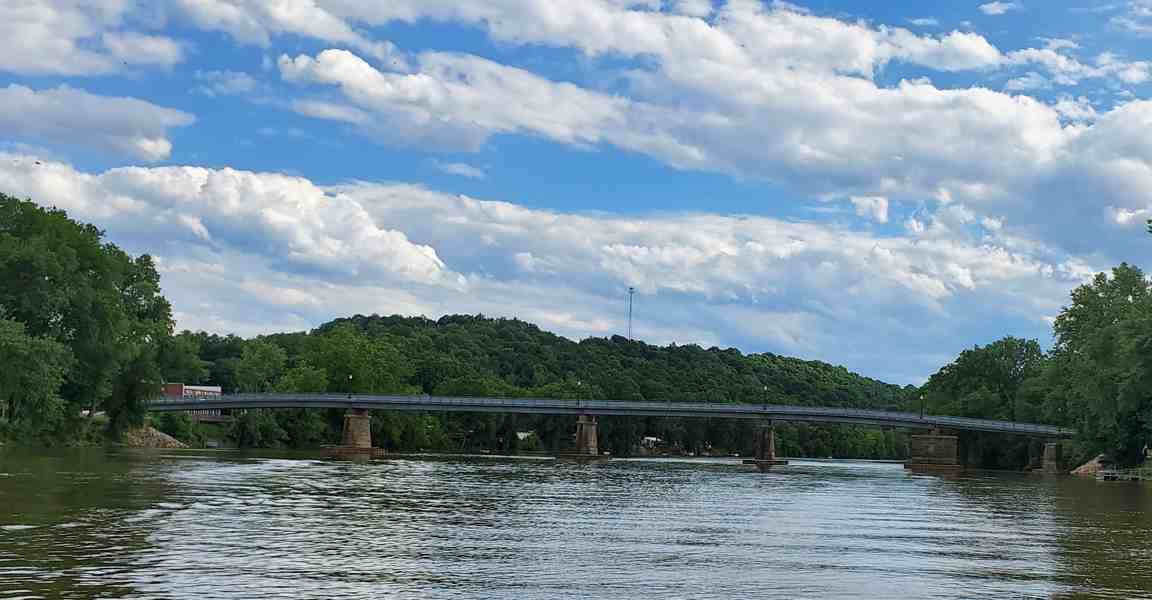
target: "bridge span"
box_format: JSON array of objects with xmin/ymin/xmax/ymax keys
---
[{"xmin": 149, "ymin": 394, "xmax": 1075, "ymax": 472}]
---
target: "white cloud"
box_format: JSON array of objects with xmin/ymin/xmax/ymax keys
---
[
  {"xmin": 171, "ymin": 0, "xmax": 407, "ymax": 65},
  {"xmin": 0, "ymin": 85, "xmax": 194, "ymax": 161},
  {"xmin": 1005, "ymin": 71, "xmax": 1050, "ymax": 90},
  {"xmin": 258, "ymin": 1, "xmax": 1152, "ymax": 265},
  {"xmin": 1052, "ymin": 95, "xmax": 1098, "ymax": 122},
  {"xmin": 0, "ymin": 155, "xmax": 1100, "ymax": 382},
  {"xmin": 0, "ymin": 154, "xmax": 459, "ymax": 287},
  {"xmin": 432, "ymin": 161, "xmax": 487, "ymax": 179},
  {"xmin": 979, "ymin": 2, "xmax": 1023, "ymax": 16},
  {"xmin": 1111, "ymin": 1, "xmax": 1152, "ymax": 34},
  {"xmin": 850, "ymin": 196, "xmax": 890, "ymax": 223},
  {"xmin": 278, "ymin": 49, "xmax": 666, "ymax": 152},
  {"xmin": 908, "ymin": 18, "xmax": 940, "ymax": 27},
  {"xmin": 669, "ymin": 0, "xmax": 713, "ymax": 18},
  {"xmin": 0, "ymin": 1, "xmax": 184, "ymax": 75},
  {"xmin": 102, "ymin": 32, "xmax": 185, "ymax": 68},
  {"xmin": 192, "ymin": 70, "xmax": 259, "ymax": 96}
]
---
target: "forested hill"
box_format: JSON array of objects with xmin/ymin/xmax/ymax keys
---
[{"xmin": 298, "ymin": 314, "xmax": 917, "ymax": 410}]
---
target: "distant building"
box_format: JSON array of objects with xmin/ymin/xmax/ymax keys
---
[
  {"xmin": 160, "ymin": 384, "xmax": 225, "ymax": 422},
  {"xmin": 161, "ymin": 383, "xmax": 222, "ymax": 400}
]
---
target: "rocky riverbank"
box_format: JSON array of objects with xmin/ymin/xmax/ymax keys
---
[{"xmin": 121, "ymin": 426, "xmax": 188, "ymax": 449}]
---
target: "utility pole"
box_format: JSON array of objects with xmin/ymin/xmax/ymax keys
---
[{"xmin": 627, "ymin": 286, "xmax": 635, "ymax": 339}]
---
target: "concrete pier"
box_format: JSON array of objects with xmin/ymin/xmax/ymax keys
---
[
  {"xmin": 1042, "ymin": 442, "xmax": 1064, "ymax": 474},
  {"xmin": 905, "ymin": 431, "xmax": 961, "ymax": 474},
  {"xmin": 743, "ymin": 421, "xmax": 788, "ymax": 472}
]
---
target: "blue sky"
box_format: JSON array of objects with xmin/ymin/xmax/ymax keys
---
[{"xmin": 4, "ymin": 0, "xmax": 1152, "ymax": 384}]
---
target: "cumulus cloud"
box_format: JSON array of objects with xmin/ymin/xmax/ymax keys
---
[
  {"xmin": 0, "ymin": 85, "xmax": 194, "ymax": 161},
  {"xmin": 979, "ymin": 2, "xmax": 1022, "ymax": 16},
  {"xmin": 170, "ymin": 0, "xmax": 407, "ymax": 65},
  {"xmin": 262, "ymin": 0, "xmax": 1152, "ymax": 264},
  {"xmin": 0, "ymin": 155, "xmax": 1100, "ymax": 382},
  {"xmin": 850, "ymin": 196, "xmax": 890, "ymax": 223},
  {"xmin": 432, "ymin": 161, "xmax": 487, "ymax": 179},
  {"xmin": 0, "ymin": 1, "xmax": 184, "ymax": 75},
  {"xmin": 192, "ymin": 70, "xmax": 259, "ymax": 96},
  {"xmin": 0, "ymin": 154, "xmax": 459, "ymax": 287}
]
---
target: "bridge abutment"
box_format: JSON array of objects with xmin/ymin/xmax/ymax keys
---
[
  {"xmin": 341, "ymin": 408, "xmax": 372, "ymax": 449},
  {"xmin": 906, "ymin": 430, "xmax": 961, "ymax": 474},
  {"xmin": 743, "ymin": 421, "xmax": 788, "ymax": 472}
]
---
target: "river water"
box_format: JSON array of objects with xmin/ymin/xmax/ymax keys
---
[{"xmin": 1, "ymin": 450, "xmax": 1150, "ymax": 599}]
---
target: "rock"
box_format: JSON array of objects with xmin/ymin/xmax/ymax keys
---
[
  {"xmin": 121, "ymin": 426, "xmax": 188, "ymax": 449},
  {"xmin": 1071, "ymin": 454, "xmax": 1108, "ymax": 477}
]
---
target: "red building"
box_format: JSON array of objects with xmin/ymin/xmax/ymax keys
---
[{"xmin": 161, "ymin": 383, "xmax": 222, "ymax": 400}]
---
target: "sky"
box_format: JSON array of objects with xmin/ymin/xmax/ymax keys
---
[{"xmin": 3, "ymin": 0, "xmax": 1152, "ymax": 384}]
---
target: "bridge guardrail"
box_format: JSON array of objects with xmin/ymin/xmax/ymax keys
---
[{"xmin": 147, "ymin": 393, "xmax": 1074, "ymax": 437}]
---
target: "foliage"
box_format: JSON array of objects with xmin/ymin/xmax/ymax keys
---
[
  {"xmin": 207, "ymin": 313, "xmax": 919, "ymax": 457},
  {"xmin": 153, "ymin": 412, "xmax": 205, "ymax": 446},
  {"xmin": 1044, "ymin": 264, "xmax": 1152, "ymax": 465},
  {"xmin": 923, "ymin": 337, "xmax": 1044, "ymax": 422},
  {"xmin": 923, "ymin": 264, "xmax": 1152, "ymax": 468},
  {"xmin": 0, "ymin": 194, "xmax": 171, "ymax": 440},
  {"xmin": 274, "ymin": 363, "xmax": 329, "ymax": 393},
  {"xmin": 235, "ymin": 340, "xmax": 287, "ymax": 393},
  {"xmin": 159, "ymin": 332, "xmax": 210, "ymax": 385},
  {"xmin": 0, "ymin": 319, "xmax": 73, "ymax": 442}
]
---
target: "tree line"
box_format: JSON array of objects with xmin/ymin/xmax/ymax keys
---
[
  {"xmin": 2, "ymin": 194, "xmax": 1149, "ymax": 466},
  {"xmin": 923, "ymin": 263, "xmax": 1152, "ymax": 467},
  {"xmin": 156, "ymin": 314, "xmax": 915, "ymax": 458}
]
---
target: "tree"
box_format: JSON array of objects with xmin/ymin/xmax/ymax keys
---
[
  {"xmin": 160, "ymin": 332, "xmax": 210, "ymax": 384},
  {"xmin": 0, "ymin": 195, "xmax": 171, "ymax": 436},
  {"xmin": 0, "ymin": 319, "xmax": 73, "ymax": 440},
  {"xmin": 305, "ymin": 324, "xmax": 415, "ymax": 393},
  {"xmin": 275, "ymin": 362, "xmax": 329, "ymax": 393},
  {"xmin": 235, "ymin": 339, "xmax": 288, "ymax": 393},
  {"xmin": 1047, "ymin": 263, "xmax": 1152, "ymax": 465},
  {"xmin": 923, "ymin": 337, "xmax": 1044, "ymax": 422}
]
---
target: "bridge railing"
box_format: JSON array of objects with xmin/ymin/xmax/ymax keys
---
[{"xmin": 147, "ymin": 393, "xmax": 1075, "ymax": 437}]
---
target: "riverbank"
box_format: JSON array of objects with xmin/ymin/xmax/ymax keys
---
[{"xmin": 120, "ymin": 426, "xmax": 188, "ymax": 449}]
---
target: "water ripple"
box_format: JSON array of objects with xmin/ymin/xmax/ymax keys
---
[{"xmin": 1, "ymin": 452, "xmax": 1150, "ymax": 599}]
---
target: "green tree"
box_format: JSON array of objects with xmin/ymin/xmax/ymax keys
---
[
  {"xmin": 1048, "ymin": 263, "xmax": 1152, "ymax": 465},
  {"xmin": 235, "ymin": 339, "xmax": 288, "ymax": 393},
  {"xmin": 275, "ymin": 362, "xmax": 329, "ymax": 393},
  {"xmin": 306, "ymin": 324, "xmax": 415, "ymax": 393},
  {"xmin": 160, "ymin": 332, "xmax": 210, "ymax": 384},
  {"xmin": 923, "ymin": 336, "xmax": 1044, "ymax": 422},
  {"xmin": 0, "ymin": 319, "xmax": 73, "ymax": 440},
  {"xmin": 0, "ymin": 195, "xmax": 172, "ymax": 436}
]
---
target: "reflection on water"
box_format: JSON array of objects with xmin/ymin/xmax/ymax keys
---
[{"xmin": 1, "ymin": 450, "xmax": 1150, "ymax": 599}]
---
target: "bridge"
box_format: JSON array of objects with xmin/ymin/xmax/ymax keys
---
[{"xmin": 150, "ymin": 394, "xmax": 1075, "ymax": 472}]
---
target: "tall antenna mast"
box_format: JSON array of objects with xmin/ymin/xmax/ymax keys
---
[{"xmin": 627, "ymin": 286, "xmax": 635, "ymax": 339}]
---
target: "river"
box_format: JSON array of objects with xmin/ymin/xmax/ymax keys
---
[{"xmin": 1, "ymin": 450, "xmax": 1150, "ymax": 599}]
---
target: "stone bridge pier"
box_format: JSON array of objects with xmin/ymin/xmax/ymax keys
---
[
  {"xmin": 341, "ymin": 408, "xmax": 372, "ymax": 449},
  {"xmin": 574, "ymin": 414, "xmax": 599, "ymax": 456},
  {"xmin": 906, "ymin": 429, "xmax": 961, "ymax": 474},
  {"xmin": 743, "ymin": 420, "xmax": 788, "ymax": 472}
]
